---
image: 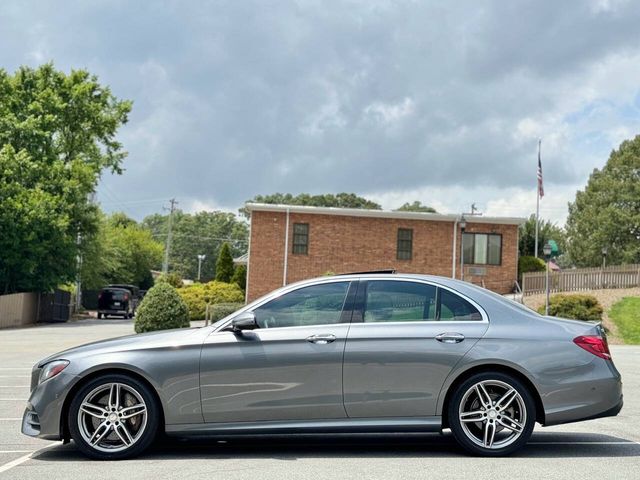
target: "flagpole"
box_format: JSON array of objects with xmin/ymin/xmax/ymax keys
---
[{"xmin": 534, "ymin": 139, "xmax": 541, "ymax": 258}]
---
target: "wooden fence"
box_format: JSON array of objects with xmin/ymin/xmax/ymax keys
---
[{"xmin": 522, "ymin": 264, "xmax": 640, "ymax": 296}]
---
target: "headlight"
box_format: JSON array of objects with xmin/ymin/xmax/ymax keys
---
[{"xmin": 38, "ymin": 360, "xmax": 69, "ymax": 385}]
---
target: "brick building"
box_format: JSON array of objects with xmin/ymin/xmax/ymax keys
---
[{"xmin": 245, "ymin": 203, "xmax": 525, "ymax": 301}]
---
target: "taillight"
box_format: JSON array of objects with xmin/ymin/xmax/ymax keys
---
[
  {"xmin": 98, "ymin": 292, "xmax": 102, "ymax": 299},
  {"xmin": 573, "ymin": 335, "xmax": 611, "ymax": 360},
  {"xmin": 124, "ymin": 293, "xmax": 129, "ymax": 301}
]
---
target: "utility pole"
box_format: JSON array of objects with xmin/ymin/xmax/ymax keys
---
[{"xmin": 162, "ymin": 198, "xmax": 178, "ymax": 274}]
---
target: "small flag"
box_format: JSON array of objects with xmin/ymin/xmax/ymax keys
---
[{"xmin": 537, "ymin": 140, "xmax": 544, "ymax": 198}]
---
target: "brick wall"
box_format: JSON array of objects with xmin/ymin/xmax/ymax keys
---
[{"xmin": 247, "ymin": 210, "xmax": 518, "ymax": 301}]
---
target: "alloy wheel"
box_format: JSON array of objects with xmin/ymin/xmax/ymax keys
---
[
  {"xmin": 458, "ymin": 379, "xmax": 526, "ymax": 449},
  {"xmin": 77, "ymin": 382, "xmax": 148, "ymax": 453}
]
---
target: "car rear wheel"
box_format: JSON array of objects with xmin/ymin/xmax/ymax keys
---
[
  {"xmin": 448, "ymin": 372, "xmax": 535, "ymax": 456},
  {"xmin": 68, "ymin": 374, "xmax": 160, "ymax": 460}
]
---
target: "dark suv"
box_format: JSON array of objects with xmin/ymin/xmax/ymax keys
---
[{"xmin": 97, "ymin": 286, "xmax": 137, "ymax": 319}]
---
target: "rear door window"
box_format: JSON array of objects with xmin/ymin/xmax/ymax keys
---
[{"xmin": 363, "ymin": 281, "xmax": 437, "ymax": 322}]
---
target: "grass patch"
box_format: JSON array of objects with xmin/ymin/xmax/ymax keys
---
[{"xmin": 609, "ymin": 297, "xmax": 640, "ymax": 344}]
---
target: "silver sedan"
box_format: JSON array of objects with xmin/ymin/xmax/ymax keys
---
[{"xmin": 22, "ymin": 274, "xmax": 623, "ymax": 459}]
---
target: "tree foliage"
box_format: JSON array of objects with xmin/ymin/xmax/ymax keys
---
[
  {"xmin": 215, "ymin": 243, "xmax": 235, "ymax": 282},
  {"xmin": 566, "ymin": 135, "xmax": 640, "ymax": 266},
  {"xmin": 80, "ymin": 213, "xmax": 163, "ymax": 290},
  {"xmin": 394, "ymin": 201, "xmax": 437, "ymax": 213},
  {"xmin": 241, "ymin": 192, "xmax": 381, "ymax": 217},
  {"xmin": 141, "ymin": 210, "xmax": 248, "ymax": 281},
  {"xmin": 0, "ymin": 64, "xmax": 131, "ymax": 293},
  {"xmin": 518, "ymin": 214, "xmax": 566, "ymax": 258},
  {"xmin": 232, "ymin": 264, "xmax": 247, "ymax": 291}
]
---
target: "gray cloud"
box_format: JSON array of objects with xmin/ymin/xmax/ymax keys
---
[{"xmin": 1, "ymin": 0, "xmax": 640, "ymax": 220}]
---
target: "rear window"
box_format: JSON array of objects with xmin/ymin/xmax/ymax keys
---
[{"xmin": 102, "ymin": 290, "xmax": 127, "ymax": 301}]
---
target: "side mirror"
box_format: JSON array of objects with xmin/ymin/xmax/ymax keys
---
[{"xmin": 232, "ymin": 312, "xmax": 258, "ymax": 333}]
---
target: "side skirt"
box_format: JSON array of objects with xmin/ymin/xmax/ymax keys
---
[{"xmin": 166, "ymin": 417, "xmax": 442, "ymax": 437}]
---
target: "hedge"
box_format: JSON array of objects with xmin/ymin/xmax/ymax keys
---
[
  {"xmin": 518, "ymin": 255, "xmax": 546, "ymax": 280},
  {"xmin": 538, "ymin": 294, "xmax": 603, "ymax": 321},
  {"xmin": 209, "ymin": 302, "xmax": 244, "ymax": 322},
  {"xmin": 178, "ymin": 281, "xmax": 245, "ymax": 320}
]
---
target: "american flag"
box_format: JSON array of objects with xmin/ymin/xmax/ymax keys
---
[{"xmin": 537, "ymin": 140, "xmax": 544, "ymax": 198}]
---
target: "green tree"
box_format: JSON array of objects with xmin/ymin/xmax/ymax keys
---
[
  {"xmin": 80, "ymin": 212, "xmax": 163, "ymax": 289},
  {"xmin": 518, "ymin": 214, "xmax": 567, "ymax": 258},
  {"xmin": 231, "ymin": 264, "xmax": 247, "ymax": 291},
  {"xmin": 241, "ymin": 192, "xmax": 381, "ymax": 217},
  {"xmin": 0, "ymin": 64, "xmax": 131, "ymax": 293},
  {"xmin": 567, "ymin": 135, "xmax": 640, "ymax": 266},
  {"xmin": 215, "ymin": 243, "xmax": 234, "ymax": 282},
  {"xmin": 394, "ymin": 201, "xmax": 437, "ymax": 213},
  {"xmin": 141, "ymin": 210, "xmax": 248, "ymax": 281}
]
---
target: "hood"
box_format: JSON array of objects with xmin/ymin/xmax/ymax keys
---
[{"xmin": 37, "ymin": 327, "xmax": 208, "ymax": 367}]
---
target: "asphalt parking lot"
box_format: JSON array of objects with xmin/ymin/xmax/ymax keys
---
[{"xmin": 1, "ymin": 319, "xmax": 639, "ymax": 480}]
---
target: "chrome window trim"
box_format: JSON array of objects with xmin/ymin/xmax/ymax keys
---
[{"xmin": 213, "ymin": 275, "xmax": 489, "ymax": 333}]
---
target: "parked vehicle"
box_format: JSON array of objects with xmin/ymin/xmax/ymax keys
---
[
  {"xmin": 96, "ymin": 287, "xmax": 135, "ymax": 319},
  {"xmin": 107, "ymin": 284, "xmax": 141, "ymax": 310},
  {"xmin": 22, "ymin": 273, "xmax": 623, "ymax": 459}
]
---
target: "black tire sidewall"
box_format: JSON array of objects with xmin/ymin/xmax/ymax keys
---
[
  {"xmin": 448, "ymin": 372, "xmax": 536, "ymax": 456},
  {"xmin": 68, "ymin": 373, "xmax": 160, "ymax": 460}
]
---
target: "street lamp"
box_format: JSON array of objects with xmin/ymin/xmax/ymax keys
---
[
  {"xmin": 197, "ymin": 254, "xmax": 206, "ymax": 282},
  {"xmin": 459, "ymin": 215, "xmax": 467, "ymax": 281},
  {"xmin": 543, "ymin": 242, "xmax": 552, "ymax": 315},
  {"xmin": 601, "ymin": 246, "xmax": 608, "ymax": 269}
]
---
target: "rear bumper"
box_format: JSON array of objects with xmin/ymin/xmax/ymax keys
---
[{"xmin": 542, "ymin": 363, "xmax": 623, "ymax": 426}]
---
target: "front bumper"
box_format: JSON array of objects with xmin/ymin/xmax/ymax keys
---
[{"xmin": 21, "ymin": 372, "xmax": 78, "ymax": 441}]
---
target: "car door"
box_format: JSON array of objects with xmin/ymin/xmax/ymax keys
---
[
  {"xmin": 343, "ymin": 279, "xmax": 488, "ymax": 418},
  {"xmin": 200, "ymin": 280, "xmax": 355, "ymax": 423}
]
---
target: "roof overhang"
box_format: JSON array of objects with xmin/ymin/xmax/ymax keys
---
[{"xmin": 245, "ymin": 203, "xmax": 526, "ymax": 226}]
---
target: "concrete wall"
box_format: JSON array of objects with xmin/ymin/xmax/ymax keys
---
[
  {"xmin": 247, "ymin": 210, "xmax": 519, "ymax": 301},
  {"xmin": 0, "ymin": 292, "xmax": 38, "ymax": 329}
]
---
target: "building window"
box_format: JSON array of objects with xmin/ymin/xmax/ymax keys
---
[
  {"xmin": 292, "ymin": 223, "xmax": 309, "ymax": 254},
  {"xmin": 462, "ymin": 233, "xmax": 502, "ymax": 265},
  {"xmin": 397, "ymin": 228, "xmax": 413, "ymax": 260}
]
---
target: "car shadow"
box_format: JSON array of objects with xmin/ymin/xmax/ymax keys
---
[{"xmin": 32, "ymin": 431, "xmax": 640, "ymax": 462}]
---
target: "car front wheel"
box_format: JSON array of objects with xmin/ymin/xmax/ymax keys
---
[
  {"xmin": 68, "ymin": 373, "xmax": 160, "ymax": 460},
  {"xmin": 448, "ymin": 372, "xmax": 535, "ymax": 456}
]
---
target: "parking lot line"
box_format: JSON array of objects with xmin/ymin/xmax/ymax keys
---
[
  {"xmin": 0, "ymin": 418, "xmax": 21, "ymax": 421},
  {"xmin": 0, "ymin": 443, "xmax": 58, "ymax": 474}
]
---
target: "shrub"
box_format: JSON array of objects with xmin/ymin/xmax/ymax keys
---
[
  {"xmin": 518, "ymin": 255, "xmax": 545, "ymax": 280},
  {"xmin": 537, "ymin": 294, "xmax": 603, "ymax": 321},
  {"xmin": 156, "ymin": 272, "xmax": 183, "ymax": 288},
  {"xmin": 177, "ymin": 280, "xmax": 245, "ymax": 320},
  {"xmin": 209, "ymin": 302, "xmax": 244, "ymax": 322},
  {"xmin": 134, "ymin": 282, "xmax": 190, "ymax": 333}
]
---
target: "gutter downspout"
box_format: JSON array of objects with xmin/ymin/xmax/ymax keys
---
[
  {"xmin": 283, "ymin": 207, "xmax": 290, "ymax": 286},
  {"xmin": 244, "ymin": 213, "xmax": 252, "ymax": 304},
  {"xmin": 452, "ymin": 219, "xmax": 458, "ymax": 279}
]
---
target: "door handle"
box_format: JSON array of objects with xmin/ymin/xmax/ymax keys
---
[
  {"xmin": 306, "ymin": 334, "xmax": 336, "ymax": 345},
  {"xmin": 435, "ymin": 332, "xmax": 465, "ymax": 344}
]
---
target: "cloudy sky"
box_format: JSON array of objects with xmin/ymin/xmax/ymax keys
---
[{"xmin": 2, "ymin": 0, "xmax": 640, "ymax": 224}]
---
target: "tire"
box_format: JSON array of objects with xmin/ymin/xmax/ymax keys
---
[
  {"xmin": 68, "ymin": 373, "xmax": 161, "ymax": 460},
  {"xmin": 448, "ymin": 372, "xmax": 536, "ymax": 456},
  {"xmin": 97, "ymin": 313, "xmax": 102, "ymax": 319}
]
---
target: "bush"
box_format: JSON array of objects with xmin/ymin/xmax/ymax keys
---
[
  {"xmin": 209, "ymin": 302, "xmax": 244, "ymax": 322},
  {"xmin": 518, "ymin": 255, "xmax": 546, "ymax": 280},
  {"xmin": 156, "ymin": 272, "xmax": 183, "ymax": 288},
  {"xmin": 177, "ymin": 280, "xmax": 245, "ymax": 320},
  {"xmin": 134, "ymin": 282, "xmax": 190, "ymax": 333},
  {"xmin": 538, "ymin": 294, "xmax": 603, "ymax": 321}
]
